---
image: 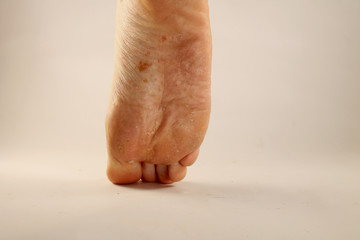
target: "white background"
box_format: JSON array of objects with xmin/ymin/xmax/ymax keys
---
[{"xmin": 1, "ymin": 0, "xmax": 359, "ymax": 239}]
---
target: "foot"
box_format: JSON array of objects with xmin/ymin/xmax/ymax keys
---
[{"xmin": 105, "ymin": 0, "xmax": 212, "ymax": 184}]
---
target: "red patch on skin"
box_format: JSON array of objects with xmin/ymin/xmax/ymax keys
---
[
  {"xmin": 138, "ymin": 61, "xmax": 152, "ymax": 72},
  {"xmin": 161, "ymin": 35, "xmax": 167, "ymax": 42},
  {"xmin": 143, "ymin": 79, "xmax": 148, "ymax": 83}
]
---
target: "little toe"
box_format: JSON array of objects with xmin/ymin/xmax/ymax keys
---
[
  {"xmin": 179, "ymin": 148, "xmax": 200, "ymax": 167},
  {"xmin": 107, "ymin": 156, "xmax": 142, "ymax": 185},
  {"xmin": 156, "ymin": 164, "xmax": 173, "ymax": 184},
  {"xmin": 168, "ymin": 162, "xmax": 187, "ymax": 182},
  {"xmin": 141, "ymin": 162, "xmax": 156, "ymax": 182}
]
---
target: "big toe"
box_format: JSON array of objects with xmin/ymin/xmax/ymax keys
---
[{"xmin": 107, "ymin": 156, "xmax": 142, "ymax": 184}]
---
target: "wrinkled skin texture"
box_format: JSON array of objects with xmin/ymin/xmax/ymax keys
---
[{"xmin": 106, "ymin": 0, "xmax": 212, "ymax": 184}]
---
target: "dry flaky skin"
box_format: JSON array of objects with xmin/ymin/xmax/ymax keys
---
[{"xmin": 106, "ymin": 0, "xmax": 212, "ymax": 184}]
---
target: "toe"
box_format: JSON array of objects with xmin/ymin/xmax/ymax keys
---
[
  {"xmin": 156, "ymin": 164, "xmax": 173, "ymax": 184},
  {"xmin": 179, "ymin": 148, "xmax": 200, "ymax": 167},
  {"xmin": 141, "ymin": 162, "xmax": 156, "ymax": 182},
  {"xmin": 107, "ymin": 156, "xmax": 142, "ymax": 184},
  {"xmin": 168, "ymin": 162, "xmax": 187, "ymax": 182}
]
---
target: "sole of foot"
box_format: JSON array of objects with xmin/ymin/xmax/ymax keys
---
[{"xmin": 106, "ymin": 0, "xmax": 211, "ymax": 184}]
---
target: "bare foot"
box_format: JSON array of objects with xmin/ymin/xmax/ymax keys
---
[{"xmin": 106, "ymin": 0, "xmax": 212, "ymax": 184}]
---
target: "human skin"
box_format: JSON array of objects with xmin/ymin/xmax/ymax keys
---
[{"xmin": 105, "ymin": 0, "xmax": 212, "ymax": 184}]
